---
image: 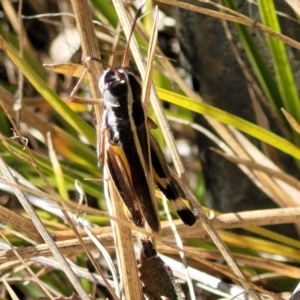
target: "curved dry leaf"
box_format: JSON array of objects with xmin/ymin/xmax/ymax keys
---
[
  {"xmin": 44, "ymin": 63, "xmax": 84, "ymax": 78},
  {"xmin": 282, "ymin": 108, "xmax": 300, "ymax": 135}
]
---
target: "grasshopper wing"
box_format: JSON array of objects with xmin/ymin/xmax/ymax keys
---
[{"xmin": 106, "ymin": 142, "xmax": 144, "ymax": 228}]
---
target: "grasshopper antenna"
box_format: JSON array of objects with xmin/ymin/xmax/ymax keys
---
[
  {"xmin": 122, "ymin": 3, "xmax": 145, "ymax": 68},
  {"xmin": 85, "ymin": 56, "xmax": 112, "ymax": 69}
]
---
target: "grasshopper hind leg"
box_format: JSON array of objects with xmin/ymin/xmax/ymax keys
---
[
  {"xmin": 106, "ymin": 145, "xmax": 145, "ymax": 228},
  {"xmin": 150, "ymin": 134, "xmax": 197, "ymax": 226}
]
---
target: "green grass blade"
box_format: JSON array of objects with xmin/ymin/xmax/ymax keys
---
[
  {"xmin": 91, "ymin": 0, "xmax": 119, "ymax": 28},
  {"xmin": 224, "ymin": 0, "xmax": 282, "ymax": 113},
  {"xmin": 157, "ymin": 88, "xmax": 300, "ymax": 160},
  {"xmin": 258, "ymin": 0, "xmax": 300, "ymax": 121},
  {"xmin": 0, "ymin": 140, "xmax": 102, "ymax": 198},
  {"xmin": 0, "ymin": 35, "xmax": 95, "ymax": 145}
]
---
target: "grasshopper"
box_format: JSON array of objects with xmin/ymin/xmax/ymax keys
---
[{"xmin": 98, "ymin": 6, "xmax": 197, "ymax": 232}]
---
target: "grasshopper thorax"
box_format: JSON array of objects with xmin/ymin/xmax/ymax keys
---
[
  {"xmin": 99, "ymin": 66, "xmax": 142, "ymax": 109},
  {"xmin": 99, "ymin": 68, "xmax": 128, "ymax": 98}
]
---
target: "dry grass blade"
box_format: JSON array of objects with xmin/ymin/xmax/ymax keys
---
[
  {"xmin": 2, "ymin": 279, "xmax": 19, "ymax": 300},
  {"xmin": 69, "ymin": 0, "xmax": 102, "ymax": 158},
  {"xmin": 142, "ymin": 5, "xmax": 159, "ymax": 112},
  {"xmin": 0, "ymin": 231, "xmax": 55, "ymax": 300},
  {"xmin": 228, "ymin": 127, "xmax": 300, "ymax": 207},
  {"xmin": 162, "ymin": 196, "xmax": 196, "ymax": 299},
  {"xmin": 70, "ymin": 221, "xmax": 119, "ymax": 300},
  {"xmin": 282, "ymin": 108, "xmax": 300, "ymax": 135},
  {"xmin": 211, "ymin": 148, "xmax": 300, "ymax": 191},
  {"xmin": 81, "ymin": 225, "xmax": 120, "ymax": 294},
  {"xmin": 285, "ymin": 0, "xmax": 300, "ymax": 16},
  {"xmin": 162, "ymin": 246, "xmax": 300, "ymax": 278},
  {"xmin": 44, "ymin": 63, "xmax": 86, "ymax": 78},
  {"xmin": 0, "ymin": 204, "xmax": 42, "ymax": 242},
  {"xmin": 106, "ymin": 180, "xmax": 142, "ymax": 299}
]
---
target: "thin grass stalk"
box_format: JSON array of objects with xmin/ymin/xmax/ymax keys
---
[
  {"xmin": 69, "ymin": 0, "xmax": 102, "ymax": 138},
  {"xmin": 107, "ymin": 180, "xmax": 143, "ymax": 299}
]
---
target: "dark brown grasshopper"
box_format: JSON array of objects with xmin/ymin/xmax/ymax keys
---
[{"xmin": 98, "ymin": 7, "xmax": 197, "ymax": 232}]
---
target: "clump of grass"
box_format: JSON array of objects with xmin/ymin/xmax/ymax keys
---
[{"xmin": 0, "ymin": 0, "xmax": 300, "ymax": 299}]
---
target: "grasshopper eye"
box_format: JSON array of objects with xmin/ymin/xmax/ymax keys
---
[{"xmin": 108, "ymin": 79, "xmax": 128, "ymax": 97}]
